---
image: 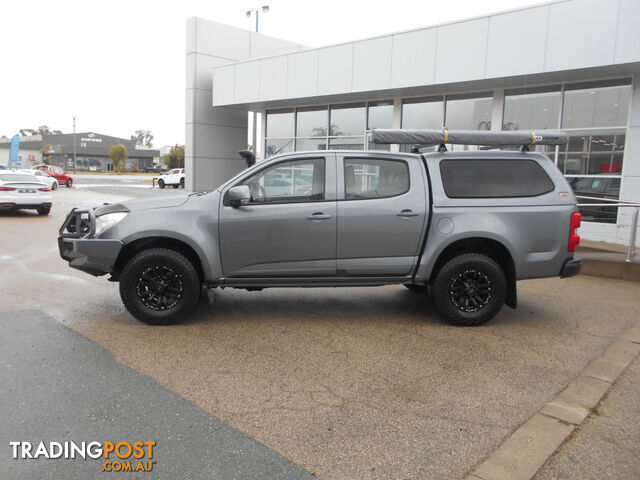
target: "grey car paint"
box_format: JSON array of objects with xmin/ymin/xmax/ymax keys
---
[{"xmin": 59, "ymin": 149, "xmax": 579, "ymax": 291}]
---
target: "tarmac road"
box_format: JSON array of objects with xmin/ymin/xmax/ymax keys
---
[{"xmin": 1, "ymin": 186, "xmax": 639, "ymax": 479}]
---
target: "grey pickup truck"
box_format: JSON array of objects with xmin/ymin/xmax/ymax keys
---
[{"xmin": 58, "ymin": 129, "xmax": 582, "ymax": 326}]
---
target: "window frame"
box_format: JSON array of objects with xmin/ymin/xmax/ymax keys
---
[
  {"xmin": 439, "ymin": 158, "xmax": 555, "ymax": 199},
  {"xmin": 228, "ymin": 157, "xmax": 327, "ymax": 206},
  {"xmin": 341, "ymin": 156, "xmax": 411, "ymax": 201}
]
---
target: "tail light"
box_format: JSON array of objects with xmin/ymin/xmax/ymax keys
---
[
  {"xmin": 568, "ymin": 212, "xmax": 581, "ymax": 252},
  {"xmin": 0, "ymin": 186, "xmax": 16, "ymax": 191},
  {"xmin": 39, "ymin": 187, "xmax": 52, "ymax": 192}
]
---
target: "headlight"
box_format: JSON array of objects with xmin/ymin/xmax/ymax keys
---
[{"xmin": 95, "ymin": 212, "xmax": 128, "ymax": 236}]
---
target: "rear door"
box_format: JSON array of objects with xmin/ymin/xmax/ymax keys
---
[
  {"xmin": 336, "ymin": 154, "xmax": 428, "ymax": 276},
  {"xmin": 219, "ymin": 153, "xmax": 337, "ymax": 278}
]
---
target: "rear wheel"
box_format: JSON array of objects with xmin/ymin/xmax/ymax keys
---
[
  {"xmin": 433, "ymin": 253, "xmax": 506, "ymax": 326},
  {"xmin": 158, "ymin": 179, "xmax": 165, "ymax": 189},
  {"xmin": 51, "ymin": 181, "xmax": 58, "ymax": 190},
  {"xmin": 37, "ymin": 206, "xmax": 51, "ymax": 216},
  {"xmin": 66, "ymin": 178, "xmax": 73, "ymax": 188},
  {"xmin": 180, "ymin": 178, "xmax": 185, "ymax": 188},
  {"xmin": 119, "ymin": 248, "xmax": 201, "ymax": 325}
]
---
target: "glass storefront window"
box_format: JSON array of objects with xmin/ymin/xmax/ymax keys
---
[
  {"xmin": 402, "ymin": 98, "xmax": 443, "ymax": 129},
  {"xmin": 445, "ymin": 94, "xmax": 493, "ymax": 130},
  {"xmin": 568, "ymin": 176, "xmax": 621, "ymax": 224},
  {"xmin": 265, "ymin": 138, "xmax": 294, "ymax": 158},
  {"xmin": 503, "ymin": 87, "xmax": 561, "ymax": 130},
  {"xmin": 295, "ymin": 138, "xmax": 328, "ymax": 151},
  {"xmin": 330, "ymin": 104, "xmax": 365, "ymax": 136},
  {"xmin": 367, "ymin": 102, "xmax": 393, "ymax": 129},
  {"xmin": 296, "ymin": 107, "xmax": 328, "ymax": 137},
  {"xmin": 266, "ymin": 109, "xmax": 294, "ymax": 138},
  {"xmin": 562, "ymin": 82, "xmax": 631, "ymax": 129},
  {"xmin": 557, "ymin": 131, "xmax": 625, "ymax": 175},
  {"xmin": 328, "ymin": 137, "xmax": 365, "ymax": 150}
]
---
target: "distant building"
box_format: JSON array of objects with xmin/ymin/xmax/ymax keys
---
[{"xmin": 0, "ymin": 132, "xmax": 160, "ymax": 172}]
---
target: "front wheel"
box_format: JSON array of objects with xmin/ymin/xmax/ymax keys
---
[
  {"xmin": 119, "ymin": 248, "xmax": 201, "ymax": 325},
  {"xmin": 433, "ymin": 253, "xmax": 506, "ymax": 326}
]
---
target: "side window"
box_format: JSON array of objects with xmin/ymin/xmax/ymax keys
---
[
  {"xmin": 344, "ymin": 158, "xmax": 409, "ymax": 200},
  {"xmin": 240, "ymin": 158, "xmax": 325, "ymax": 204},
  {"xmin": 440, "ymin": 159, "xmax": 554, "ymax": 198}
]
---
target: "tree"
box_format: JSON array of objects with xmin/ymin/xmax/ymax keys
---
[
  {"xmin": 40, "ymin": 144, "xmax": 53, "ymax": 165},
  {"xmin": 20, "ymin": 126, "xmax": 62, "ymax": 136},
  {"xmin": 131, "ymin": 130, "xmax": 154, "ymax": 148},
  {"xmin": 166, "ymin": 144, "xmax": 184, "ymax": 169},
  {"xmin": 109, "ymin": 144, "xmax": 128, "ymax": 172}
]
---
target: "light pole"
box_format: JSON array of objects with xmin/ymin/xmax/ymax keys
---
[
  {"xmin": 73, "ymin": 115, "xmax": 76, "ymax": 173},
  {"xmin": 246, "ymin": 5, "xmax": 269, "ymax": 33},
  {"xmin": 246, "ymin": 5, "xmax": 269, "ymax": 158}
]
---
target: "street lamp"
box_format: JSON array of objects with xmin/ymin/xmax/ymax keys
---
[
  {"xmin": 246, "ymin": 5, "xmax": 269, "ymax": 33},
  {"xmin": 246, "ymin": 6, "xmax": 269, "ymax": 158},
  {"xmin": 73, "ymin": 115, "xmax": 76, "ymax": 174}
]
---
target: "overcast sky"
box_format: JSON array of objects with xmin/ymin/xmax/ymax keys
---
[{"xmin": 1, "ymin": 0, "xmax": 542, "ymax": 148}]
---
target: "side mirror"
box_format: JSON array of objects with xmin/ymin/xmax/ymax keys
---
[{"xmin": 227, "ymin": 185, "xmax": 251, "ymax": 207}]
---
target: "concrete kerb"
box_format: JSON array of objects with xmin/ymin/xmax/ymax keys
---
[{"xmin": 465, "ymin": 319, "xmax": 640, "ymax": 480}]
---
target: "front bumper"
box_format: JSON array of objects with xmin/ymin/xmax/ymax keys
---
[
  {"xmin": 58, "ymin": 208, "xmax": 123, "ymax": 276},
  {"xmin": 560, "ymin": 257, "xmax": 582, "ymax": 278}
]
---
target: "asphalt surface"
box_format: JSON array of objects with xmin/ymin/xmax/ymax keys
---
[
  {"xmin": 0, "ymin": 310, "xmax": 313, "ymax": 480},
  {"xmin": 1, "ymin": 180, "xmax": 639, "ymax": 479}
]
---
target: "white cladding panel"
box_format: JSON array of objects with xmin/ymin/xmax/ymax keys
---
[
  {"xmin": 545, "ymin": 0, "xmax": 618, "ymax": 71},
  {"xmin": 318, "ymin": 44, "xmax": 353, "ymax": 95},
  {"xmin": 434, "ymin": 18, "xmax": 489, "ymax": 84},
  {"xmin": 390, "ymin": 28, "xmax": 437, "ymax": 88},
  {"xmin": 485, "ymin": 6, "xmax": 548, "ymax": 78},
  {"xmin": 234, "ymin": 62, "xmax": 260, "ymax": 103},
  {"xmin": 211, "ymin": 65, "xmax": 236, "ymax": 106},
  {"xmin": 352, "ymin": 36, "xmax": 393, "ymax": 92},
  {"xmin": 260, "ymin": 56, "xmax": 288, "ymax": 100},
  {"xmin": 616, "ymin": 0, "xmax": 640, "ymax": 65},
  {"xmin": 286, "ymin": 50, "xmax": 319, "ymax": 98}
]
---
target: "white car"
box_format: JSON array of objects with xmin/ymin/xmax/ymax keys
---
[
  {"xmin": 19, "ymin": 169, "xmax": 59, "ymax": 190},
  {"xmin": 157, "ymin": 168, "xmax": 185, "ymax": 189},
  {"xmin": 0, "ymin": 172, "xmax": 53, "ymax": 215}
]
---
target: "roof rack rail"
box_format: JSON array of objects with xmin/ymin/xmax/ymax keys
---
[{"xmin": 369, "ymin": 128, "xmax": 568, "ymax": 148}]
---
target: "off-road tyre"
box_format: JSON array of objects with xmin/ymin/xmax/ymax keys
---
[
  {"xmin": 433, "ymin": 253, "xmax": 506, "ymax": 326},
  {"xmin": 158, "ymin": 179, "xmax": 165, "ymax": 189},
  {"xmin": 119, "ymin": 248, "xmax": 201, "ymax": 325},
  {"xmin": 180, "ymin": 178, "xmax": 185, "ymax": 188}
]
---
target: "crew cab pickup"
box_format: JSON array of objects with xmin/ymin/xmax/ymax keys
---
[{"xmin": 58, "ymin": 131, "xmax": 582, "ymax": 326}]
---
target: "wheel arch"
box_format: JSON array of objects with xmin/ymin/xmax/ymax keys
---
[
  {"xmin": 428, "ymin": 237, "xmax": 517, "ymax": 308},
  {"xmin": 112, "ymin": 236, "xmax": 206, "ymax": 283}
]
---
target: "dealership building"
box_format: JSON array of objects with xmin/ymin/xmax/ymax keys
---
[
  {"xmin": 186, "ymin": 0, "xmax": 640, "ymax": 246},
  {"xmin": 0, "ymin": 132, "xmax": 160, "ymax": 172}
]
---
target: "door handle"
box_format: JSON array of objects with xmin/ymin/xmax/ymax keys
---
[
  {"xmin": 397, "ymin": 209, "xmax": 420, "ymax": 218},
  {"xmin": 307, "ymin": 212, "xmax": 331, "ymax": 220}
]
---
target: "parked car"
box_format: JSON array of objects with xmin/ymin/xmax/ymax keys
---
[
  {"xmin": 157, "ymin": 168, "xmax": 185, "ymax": 189},
  {"xmin": 35, "ymin": 165, "xmax": 73, "ymax": 188},
  {"xmin": 570, "ymin": 175, "xmax": 621, "ymax": 223},
  {"xmin": 19, "ymin": 169, "xmax": 59, "ymax": 190},
  {"xmin": 0, "ymin": 172, "xmax": 52, "ymax": 215},
  {"xmin": 59, "ymin": 130, "xmax": 582, "ymax": 327}
]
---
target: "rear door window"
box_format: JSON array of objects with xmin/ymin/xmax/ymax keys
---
[
  {"xmin": 344, "ymin": 158, "xmax": 409, "ymax": 199},
  {"xmin": 440, "ymin": 159, "xmax": 554, "ymax": 198}
]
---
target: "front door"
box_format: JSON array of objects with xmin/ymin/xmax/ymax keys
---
[
  {"xmin": 336, "ymin": 154, "xmax": 427, "ymax": 276},
  {"xmin": 219, "ymin": 154, "xmax": 337, "ymax": 278}
]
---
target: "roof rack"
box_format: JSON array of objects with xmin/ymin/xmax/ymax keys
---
[{"xmin": 370, "ymin": 128, "xmax": 568, "ymax": 152}]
